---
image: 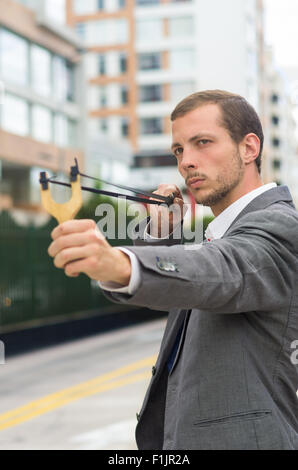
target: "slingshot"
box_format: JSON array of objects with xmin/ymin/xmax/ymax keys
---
[{"xmin": 39, "ymin": 159, "xmax": 176, "ymax": 224}]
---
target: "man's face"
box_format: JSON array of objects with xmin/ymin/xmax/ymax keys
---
[{"xmin": 171, "ymin": 104, "xmax": 245, "ymax": 207}]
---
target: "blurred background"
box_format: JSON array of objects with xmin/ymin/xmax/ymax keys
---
[
  {"xmin": 1, "ymin": 0, "xmax": 298, "ymax": 348},
  {"xmin": 0, "ymin": 0, "xmax": 298, "ymax": 450}
]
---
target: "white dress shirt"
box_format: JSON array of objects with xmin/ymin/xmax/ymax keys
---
[{"xmin": 99, "ymin": 183, "xmax": 277, "ymax": 295}]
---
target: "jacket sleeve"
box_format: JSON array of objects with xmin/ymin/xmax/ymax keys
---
[{"xmin": 102, "ymin": 209, "xmax": 298, "ymax": 314}]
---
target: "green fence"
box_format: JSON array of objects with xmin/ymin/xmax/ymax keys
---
[{"xmin": 0, "ymin": 211, "xmax": 113, "ymax": 332}]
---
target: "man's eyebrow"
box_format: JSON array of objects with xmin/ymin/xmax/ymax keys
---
[
  {"xmin": 171, "ymin": 142, "xmax": 180, "ymax": 151},
  {"xmin": 188, "ymin": 133, "xmax": 216, "ymax": 143},
  {"xmin": 171, "ymin": 133, "xmax": 216, "ymax": 150}
]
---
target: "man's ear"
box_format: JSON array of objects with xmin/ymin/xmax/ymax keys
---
[{"xmin": 241, "ymin": 133, "xmax": 260, "ymax": 165}]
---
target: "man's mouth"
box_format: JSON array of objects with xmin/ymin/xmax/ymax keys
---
[{"xmin": 187, "ymin": 177, "xmax": 206, "ymax": 189}]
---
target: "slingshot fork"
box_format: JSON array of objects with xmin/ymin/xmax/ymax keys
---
[{"xmin": 39, "ymin": 163, "xmax": 83, "ymax": 224}]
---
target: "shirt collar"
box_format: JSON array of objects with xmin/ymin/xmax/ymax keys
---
[{"xmin": 205, "ymin": 183, "xmax": 277, "ymax": 241}]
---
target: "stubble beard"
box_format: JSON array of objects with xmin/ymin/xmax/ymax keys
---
[{"xmin": 192, "ymin": 149, "xmax": 245, "ymax": 207}]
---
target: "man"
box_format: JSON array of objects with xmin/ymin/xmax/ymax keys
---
[{"xmin": 48, "ymin": 90, "xmax": 298, "ymax": 450}]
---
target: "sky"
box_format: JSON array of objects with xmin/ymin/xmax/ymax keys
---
[{"xmin": 264, "ymin": 0, "xmax": 298, "ymax": 69}]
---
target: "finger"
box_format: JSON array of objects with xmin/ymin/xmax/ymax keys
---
[
  {"xmin": 64, "ymin": 258, "xmax": 94, "ymax": 278},
  {"xmin": 49, "ymin": 231, "xmax": 92, "ymax": 257},
  {"xmin": 51, "ymin": 219, "xmax": 96, "ymax": 241},
  {"xmin": 54, "ymin": 244, "xmax": 99, "ymax": 269}
]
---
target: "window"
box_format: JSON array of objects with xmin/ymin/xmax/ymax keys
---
[
  {"xmin": 136, "ymin": 19, "xmax": 163, "ymax": 42},
  {"xmin": 68, "ymin": 119, "xmax": 78, "ymax": 147},
  {"xmin": 74, "ymin": 0, "xmax": 97, "ymax": 15},
  {"xmin": 271, "ymin": 115, "xmax": 279, "ymax": 126},
  {"xmin": 75, "ymin": 23, "xmax": 86, "ymax": 39},
  {"xmin": 170, "ymin": 49, "xmax": 195, "ymax": 72},
  {"xmin": 0, "ymin": 29, "xmax": 29, "ymax": 85},
  {"xmin": 272, "ymin": 137, "xmax": 280, "ymax": 148},
  {"xmin": 32, "ymin": 105, "xmax": 52, "ymax": 143},
  {"xmin": 54, "ymin": 114, "xmax": 68, "ymax": 147},
  {"xmin": 31, "ymin": 45, "xmax": 52, "ymax": 97},
  {"xmin": 138, "ymin": 52, "xmax": 161, "ymax": 71},
  {"xmin": 99, "ymin": 87, "xmax": 107, "ymax": 107},
  {"xmin": 139, "ymin": 84, "xmax": 162, "ymax": 102},
  {"xmin": 53, "ymin": 56, "xmax": 68, "ymax": 102},
  {"xmin": 119, "ymin": 52, "xmax": 128, "ymax": 73},
  {"xmin": 120, "ymin": 84, "xmax": 129, "ymax": 104},
  {"xmin": 272, "ymin": 159, "xmax": 281, "ymax": 170},
  {"xmin": 97, "ymin": 0, "xmax": 104, "ymax": 9},
  {"xmin": 45, "ymin": 0, "xmax": 66, "ymax": 24},
  {"xmin": 169, "ymin": 17, "xmax": 194, "ymax": 37},
  {"xmin": 136, "ymin": 0, "xmax": 160, "ymax": 5},
  {"xmin": 2, "ymin": 93, "xmax": 29, "ymax": 136},
  {"xmin": 99, "ymin": 118, "xmax": 108, "ymax": 133},
  {"xmin": 88, "ymin": 19, "xmax": 128, "ymax": 46},
  {"xmin": 140, "ymin": 117, "xmax": 163, "ymax": 135},
  {"xmin": 98, "ymin": 54, "xmax": 106, "ymax": 75},
  {"xmin": 118, "ymin": 0, "xmax": 126, "ymax": 8},
  {"xmin": 121, "ymin": 117, "xmax": 129, "ymax": 137}
]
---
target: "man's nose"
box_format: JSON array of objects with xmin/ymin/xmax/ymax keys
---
[{"xmin": 180, "ymin": 150, "xmax": 199, "ymax": 170}]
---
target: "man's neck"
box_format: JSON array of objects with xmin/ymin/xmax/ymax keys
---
[{"xmin": 211, "ymin": 178, "xmax": 264, "ymax": 217}]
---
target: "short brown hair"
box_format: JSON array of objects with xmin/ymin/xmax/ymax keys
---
[{"xmin": 171, "ymin": 90, "xmax": 264, "ymax": 174}]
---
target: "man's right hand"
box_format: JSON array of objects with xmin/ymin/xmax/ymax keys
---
[{"xmin": 148, "ymin": 184, "xmax": 187, "ymax": 238}]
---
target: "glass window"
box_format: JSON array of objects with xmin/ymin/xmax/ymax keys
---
[
  {"xmin": 271, "ymin": 116, "xmax": 280, "ymax": 126},
  {"xmin": 170, "ymin": 49, "xmax": 195, "ymax": 72},
  {"xmin": 32, "ymin": 105, "xmax": 52, "ymax": 143},
  {"xmin": 169, "ymin": 17, "xmax": 194, "ymax": 37},
  {"xmin": 74, "ymin": 0, "xmax": 97, "ymax": 15},
  {"xmin": 136, "ymin": 19, "xmax": 163, "ymax": 42},
  {"xmin": 89, "ymin": 19, "xmax": 128, "ymax": 45},
  {"xmin": 136, "ymin": 0, "xmax": 160, "ymax": 5},
  {"xmin": 121, "ymin": 117, "xmax": 129, "ymax": 137},
  {"xmin": 119, "ymin": 52, "xmax": 127, "ymax": 73},
  {"xmin": 2, "ymin": 93, "xmax": 29, "ymax": 136},
  {"xmin": 139, "ymin": 84, "xmax": 162, "ymax": 102},
  {"xmin": 120, "ymin": 84, "xmax": 129, "ymax": 104},
  {"xmin": 0, "ymin": 29, "xmax": 29, "ymax": 85},
  {"xmin": 54, "ymin": 114, "xmax": 68, "ymax": 146},
  {"xmin": 98, "ymin": 54, "xmax": 106, "ymax": 75},
  {"xmin": 272, "ymin": 138, "xmax": 280, "ymax": 148},
  {"xmin": 140, "ymin": 117, "xmax": 163, "ymax": 135},
  {"xmin": 68, "ymin": 119, "xmax": 78, "ymax": 147},
  {"xmin": 272, "ymin": 159, "xmax": 281, "ymax": 170},
  {"xmin": 45, "ymin": 0, "xmax": 66, "ymax": 24},
  {"xmin": 115, "ymin": 19, "xmax": 128, "ymax": 43},
  {"xmin": 99, "ymin": 87, "xmax": 107, "ymax": 107},
  {"xmin": 53, "ymin": 56, "xmax": 68, "ymax": 102},
  {"xmin": 99, "ymin": 118, "xmax": 108, "ymax": 133},
  {"xmin": 118, "ymin": 0, "xmax": 126, "ymax": 8},
  {"xmin": 66, "ymin": 62, "xmax": 75, "ymax": 102},
  {"xmin": 97, "ymin": 0, "xmax": 104, "ymax": 9},
  {"xmin": 75, "ymin": 23, "xmax": 86, "ymax": 39},
  {"xmin": 31, "ymin": 45, "xmax": 52, "ymax": 97},
  {"xmin": 138, "ymin": 52, "xmax": 161, "ymax": 70}
]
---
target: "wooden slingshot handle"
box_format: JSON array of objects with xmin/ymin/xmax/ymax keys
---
[{"xmin": 39, "ymin": 166, "xmax": 83, "ymax": 224}]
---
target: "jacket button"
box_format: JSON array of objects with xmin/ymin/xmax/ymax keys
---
[
  {"xmin": 136, "ymin": 412, "xmax": 140, "ymax": 421},
  {"xmin": 152, "ymin": 366, "xmax": 156, "ymax": 376}
]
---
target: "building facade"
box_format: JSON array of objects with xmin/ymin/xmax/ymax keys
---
[
  {"xmin": 0, "ymin": 0, "xmax": 85, "ymax": 210},
  {"xmin": 67, "ymin": 0, "xmax": 265, "ymax": 190},
  {"xmin": 262, "ymin": 47, "xmax": 298, "ymax": 204}
]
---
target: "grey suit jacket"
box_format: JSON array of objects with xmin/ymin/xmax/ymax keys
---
[{"xmin": 103, "ymin": 186, "xmax": 298, "ymax": 450}]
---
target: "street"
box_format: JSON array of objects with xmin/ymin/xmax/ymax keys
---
[{"xmin": 0, "ymin": 317, "xmax": 166, "ymax": 450}]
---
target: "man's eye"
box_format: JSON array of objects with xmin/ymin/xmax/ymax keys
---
[
  {"xmin": 197, "ymin": 139, "xmax": 211, "ymax": 145},
  {"xmin": 173, "ymin": 147, "xmax": 183, "ymax": 157}
]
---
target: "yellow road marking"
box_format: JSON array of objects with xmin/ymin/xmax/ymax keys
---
[{"xmin": 0, "ymin": 355, "xmax": 157, "ymax": 432}]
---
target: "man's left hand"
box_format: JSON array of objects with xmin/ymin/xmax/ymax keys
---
[{"xmin": 48, "ymin": 219, "xmax": 131, "ymax": 286}]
